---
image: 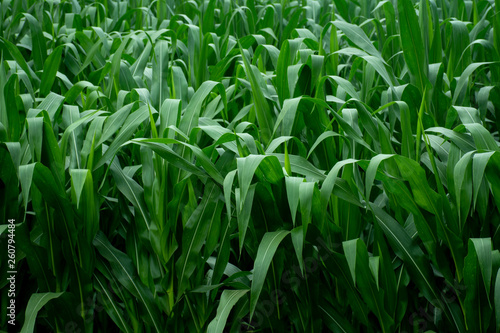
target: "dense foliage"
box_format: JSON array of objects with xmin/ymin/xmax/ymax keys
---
[{"xmin": 1, "ymin": 0, "xmax": 500, "ymax": 332}]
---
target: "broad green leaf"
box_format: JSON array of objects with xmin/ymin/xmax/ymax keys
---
[
  {"xmin": 464, "ymin": 123, "xmax": 499, "ymax": 151},
  {"xmin": 40, "ymin": 46, "xmax": 63, "ymax": 96},
  {"xmin": 19, "ymin": 163, "xmax": 35, "ymax": 214},
  {"xmin": 299, "ymin": 181, "xmax": 315, "ymax": 239},
  {"xmin": 473, "ymin": 152, "xmax": 495, "ymax": 209},
  {"xmin": 94, "ymin": 273, "xmax": 132, "ymax": 333},
  {"xmin": 426, "ymin": 127, "xmax": 475, "ymax": 152},
  {"xmin": 97, "ymin": 103, "xmax": 134, "ymax": 146},
  {"xmin": 129, "ymin": 138, "xmax": 224, "ymax": 184},
  {"xmin": 0, "ymin": 37, "xmax": 39, "ymax": 84},
  {"xmin": 370, "ymin": 205, "xmax": 464, "ymax": 332},
  {"xmin": 249, "ymin": 230, "xmax": 290, "ymax": 321},
  {"xmin": 176, "ymin": 182, "xmax": 221, "ymax": 295},
  {"xmin": 454, "ymin": 151, "xmax": 473, "ymax": 225},
  {"xmin": 471, "ymin": 239, "xmax": 493, "ymax": 297},
  {"xmin": 464, "ymin": 238, "xmax": 493, "ymax": 331},
  {"xmin": 70, "ymin": 169, "xmax": 90, "ymax": 209},
  {"xmin": 333, "ymin": 21, "xmax": 380, "ymax": 57},
  {"xmin": 452, "ymin": 62, "xmax": 492, "ymax": 105},
  {"xmin": 291, "ymin": 226, "xmax": 305, "ymax": 275},
  {"xmin": 207, "ymin": 289, "xmax": 248, "ymax": 333},
  {"xmin": 240, "ymin": 45, "xmax": 273, "ymax": 144},
  {"xmin": 21, "ymin": 292, "xmax": 64, "ymax": 333},
  {"xmin": 109, "ymin": 161, "xmax": 150, "ymax": 232},
  {"xmin": 235, "ymin": 185, "xmax": 256, "ymax": 254},
  {"xmin": 321, "ymin": 159, "xmax": 359, "ymax": 209},
  {"xmin": 179, "ymin": 80, "xmax": 226, "ymax": 137},
  {"xmin": 319, "ymin": 303, "xmax": 355, "ymax": 333},
  {"xmin": 152, "ymin": 39, "xmax": 170, "ymax": 109},
  {"xmin": 93, "ymin": 232, "xmax": 163, "ymax": 332},
  {"xmin": 94, "ymin": 105, "xmax": 150, "ymax": 170},
  {"xmin": 495, "ymin": 268, "xmax": 500, "ymax": 331},
  {"xmin": 365, "ymin": 154, "xmax": 393, "ymax": 200},
  {"xmin": 236, "ymin": 155, "xmax": 266, "ymax": 211},
  {"xmin": 398, "ymin": 0, "xmax": 428, "ymax": 92},
  {"xmin": 286, "ymin": 177, "xmax": 304, "ymax": 226},
  {"xmin": 37, "ymin": 92, "xmax": 65, "ymax": 121}
]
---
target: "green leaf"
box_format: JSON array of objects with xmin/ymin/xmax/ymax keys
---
[
  {"xmin": 291, "ymin": 226, "xmax": 305, "ymax": 275},
  {"xmin": 452, "ymin": 62, "xmax": 491, "ymax": 105},
  {"xmin": 237, "ymin": 155, "xmax": 266, "ymax": 211},
  {"xmin": 179, "ymin": 80, "xmax": 226, "ymax": 138},
  {"xmin": 40, "ymin": 46, "xmax": 64, "ymax": 96},
  {"xmin": 470, "ymin": 238, "xmax": 493, "ymax": 299},
  {"xmin": 21, "ymin": 292, "xmax": 64, "ymax": 333},
  {"xmin": 93, "ymin": 232, "xmax": 163, "ymax": 332},
  {"xmin": 495, "ymin": 268, "xmax": 500, "ymax": 331},
  {"xmin": 70, "ymin": 169, "xmax": 89, "ymax": 209},
  {"xmin": 109, "ymin": 161, "xmax": 150, "ymax": 232},
  {"xmin": 365, "ymin": 154, "xmax": 393, "ymax": 200},
  {"xmin": 286, "ymin": 177, "xmax": 304, "ymax": 226},
  {"xmin": 0, "ymin": 37, "xmax": 39, "ymax": 84},
  {"xmin": 319, "ymin": 302, "xmax": 355, "ymax": 333},
  {"xmin": 454, "ymin": 151, "xmax": 473, "ymax": 225},
  {"xmin": 151, "ymin": 39, "xmax": 170, "ymax": 109},
  {"xmin": 23, "ymin": 13, "xmax": 47, "ymax": 71},
  {"xmin": 473, "ymin": 152, "xmax": 496, "ymax": 210},
  {"xmin": 207, "ymin": 289, "xmax": 249, "ymax": 333},
  {"xmin": 333, "ymin": 21, "xmax": 380, "ymax": 57},
  {"xmin": 94, "ymin": 105, "xmax": 150, "ymax": 170},
  {"xmin": 249, "ymin": 230, "xmax": 290, "ymax": 321},
  {"xmin": 239, "ymin": 44, "xmax": 273, "ymax": 144},
  {"xmin": 176, "ymin": 182, "xmax": 221, "ymax": 296},
  {"xmin": 370, "ymin": 205, "xmax": 464, "ymax": 332},
  {"xmin": 321, "ymin": 159, "xmax": 359, "ymax": 210},
  {"xmin": 398, "ymin": 0, "xmax": 429, "ymax": 92},
  {"xmin": 464, "ymin": 123, "xmax": 499, "ymax": 151},
  {"xmin": 94, "ymin": 273, "xmax": 133, "ymax": 333},
  {"xmin": 19, "ymin": 163, "xmax": 36, "ymax": 214},
  {"xmin": 299, "ymin": 181, "xmax": 315, "ymax": 239}
]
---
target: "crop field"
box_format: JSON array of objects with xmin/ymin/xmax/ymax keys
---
[{"xmin": 1, "ymin": 0, "xmax": 500, "ymax": 332}]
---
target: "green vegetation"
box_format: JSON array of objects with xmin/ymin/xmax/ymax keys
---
[{"xmin": 1, "ymin": 0, "xmax": 500, "ymax": 332}]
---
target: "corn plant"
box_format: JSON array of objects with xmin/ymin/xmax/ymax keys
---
[{"xmin": 1, "ymin": 0, "xmax": 500, "ymax": 332}]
